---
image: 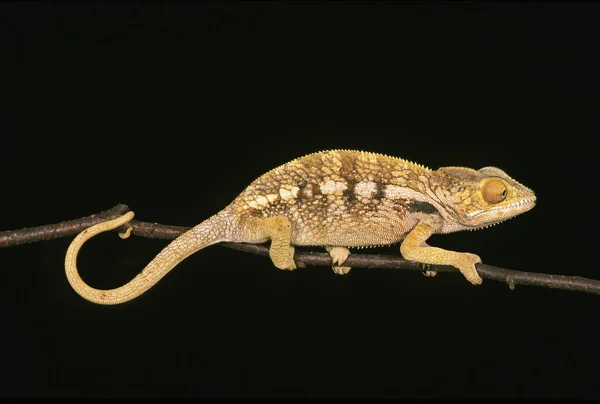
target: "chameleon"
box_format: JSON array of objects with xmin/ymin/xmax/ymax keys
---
[{"xmin": 65, "ymin": 149, "xmax": 536, "ymax": 305}]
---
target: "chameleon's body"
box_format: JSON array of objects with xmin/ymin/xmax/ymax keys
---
[{"xmin": 65, "ymin": 150, "xmax": 536, "ymax": 305}]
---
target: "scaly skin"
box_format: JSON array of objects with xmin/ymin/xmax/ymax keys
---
[{"xmin": 65, "ymin": 150, "xmax": 536, "ymax": 304}]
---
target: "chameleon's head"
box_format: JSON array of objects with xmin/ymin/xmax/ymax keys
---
[{"xmin": 434, "ymin": 166, "xmax": 536, "ymax": 232}]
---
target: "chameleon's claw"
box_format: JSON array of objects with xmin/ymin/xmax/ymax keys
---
[{"xmin": 332, "ymin": 266, "xmax": 351, "ymax": 275}]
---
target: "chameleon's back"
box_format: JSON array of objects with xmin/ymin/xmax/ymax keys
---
[{"xmin": 228, "ymin": 150, "xmax": 431, "ymax": 247}]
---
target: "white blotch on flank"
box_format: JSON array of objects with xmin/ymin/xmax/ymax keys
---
[
  {"xmin": 320, "ymin": 180, "xmax": 347, "ymax": 195},
  {"xmin": 279, "ymin": 188, "xmax": 293, "ymax": 200},
  {"xmin": 320, "ymin": 180, "xmax": 336, "ymax": 195},
  {"xmin": 256, "ymin": 195, "xmax": 269, "ymax": 206},
  {"xmin": 335, "ymin": 182, "xmax": 347, "ymax": 194},
  {"xmin": 355, "ymin": 181, "xmax": 377, "ymax": 198}
]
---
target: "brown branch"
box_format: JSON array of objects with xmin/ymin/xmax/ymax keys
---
[
  {"xmin": 0, "ymin": 204, "xmax": 131, "ymax": 247},
  {"xmin": 1, "ymin": 204, "xmax": 597, "ymax": 295}
]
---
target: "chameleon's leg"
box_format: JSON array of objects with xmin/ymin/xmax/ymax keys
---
[
  {"xmin": 325, "ymin": 246, "xmax": 351, "ymax": 275},
  {"xmin": 400, "ymin": 222, "xmax": 482, "ymax": 285},
  {"xmin": 241, "ymin": 216, "xmax": 296, "ymax": 270}
]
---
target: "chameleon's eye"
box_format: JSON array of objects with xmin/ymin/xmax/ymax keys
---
[{"xmin": 482, "ymin": 179, "xmax": 507, "ymax": 204}]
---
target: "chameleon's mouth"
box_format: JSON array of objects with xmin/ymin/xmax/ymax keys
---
[
  {"xmin": 466, "ymin": 195, "xmax": 537, "ymax": 229},
  {"xmin": 491, "ymin": 195, "xmax": 536, "ymax": 213}
]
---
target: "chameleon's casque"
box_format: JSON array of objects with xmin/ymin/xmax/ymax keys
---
[{"xmin": 65, "ymin": 150, "xmax": 536, "ymax": 304}]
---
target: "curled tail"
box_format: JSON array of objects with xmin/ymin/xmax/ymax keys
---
[{"xmin": 65, "ymin": 211, "xmax": 230, "ymax": 305}]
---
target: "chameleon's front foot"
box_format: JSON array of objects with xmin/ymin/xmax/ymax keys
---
[
  {"xmin": 325, "ymin": 246, "xmax": 351, "ymax": 275},
  {"xmin": 454, "ymin": 252, "xmax": 482, "ymax": 285},
  {"xmin": 400, "ymin": 222, "xmax": 483, "ymax": 285}
]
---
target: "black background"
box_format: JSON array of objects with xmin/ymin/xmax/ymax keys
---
[{"xmin": 2, "ymin": 1, "xmax": 597, "ymax": 399}]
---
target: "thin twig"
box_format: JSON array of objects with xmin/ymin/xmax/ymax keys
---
[
  {"xmin": 1, "ymin": 204, "xmax": 597, "ymax": 295},
  {"xmin": 0, "ymin": 204, "xmax": 130, "ymax": 247}
]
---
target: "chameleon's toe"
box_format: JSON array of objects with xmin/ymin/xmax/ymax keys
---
[
  {"xmin": 420, "ymin": 263, "xmax": 437, "ymax": 278},
  {"xmin": 423, "ymin": 269, "xmax": 438, "ymax": 278},
  {"xmin": 326, "ymin": 246, "xmax": 351, "ymax": 275},
  {"xmin": 332, "ymin": 266, "xmax": 351, "ymax": 275},
  {"xmin": 457, "ymin": 253, "xmax": 482, "ymax": 285},
  {"xmin": 326, "ymin": 246, "xmax": 350, "ymax": 266}
]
